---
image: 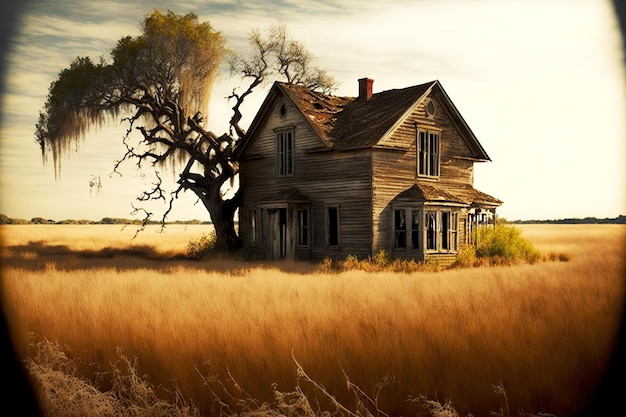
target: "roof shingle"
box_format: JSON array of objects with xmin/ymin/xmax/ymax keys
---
[
  {"xmin": 278, "ymin": 81, "xmax": 435, "ymax": 150},
  {"xmin": 393, "ymin": 183, "xmax": 502, "ymax": 206}
]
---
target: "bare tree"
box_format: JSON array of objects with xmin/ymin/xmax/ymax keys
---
[{"xmin": 35, "ymin": 11, "xmax": 336, "ymax": 251}]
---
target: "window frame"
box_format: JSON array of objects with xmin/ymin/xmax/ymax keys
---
[
  {"xmin": 426, "ymin": 211, "xmax": 438, "ymax": 251},
  {"xmin": 417, "ymin": 128, "xmax": 441, "ymax": 178},
  {"xmin": 326, "ymin": 205, "xmax": 340, "ymax": 247},
  {"xmin": 392, "ymin": 208, "xmax": 423, "ymax": 251},
  {"xmin": 249, "ymin": 209, "xmax": 258, "ymax": 246},
  {"xmin": 275, "ymin": 127, "xmax": 295, "ymax": 176},
  {"xmin": 393, "ymin": 208, "xmax": 459, "ymax": 253},
  {"xmin": 441, "ymin": 211, "xmax": 458, "ymax": 252},
  {"xmin": 411, "ymin": 209, "xmax": 421, "ymax": 250},
  {"xmin": 393, "ymin": 208, "xmax": 408, "ymax": 250},
  {"xmin": 296, "ymin": 208, "xmax": 309, "ymax": 247}
]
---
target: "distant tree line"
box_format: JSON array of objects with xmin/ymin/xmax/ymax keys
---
[
  {"xmin": 508, "ymin": 215, "xmax": 626, "ymax": 225},
  {"xmin": 0, "ymin": 214, "xmax": 212, "ymax": 225}
]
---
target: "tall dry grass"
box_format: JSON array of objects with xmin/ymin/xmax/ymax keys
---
[
  {"xmin": 1, "ymin": 224, "xmax": 624, "ymax": 417},
  {"xmin": 0, "ymin": 224, "xmax": 209, "ymax": 255}
]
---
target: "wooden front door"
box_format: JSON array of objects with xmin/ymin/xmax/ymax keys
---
[{"xmin": 269, "ymin": 208, "xmax": 291, "ymax": 260}]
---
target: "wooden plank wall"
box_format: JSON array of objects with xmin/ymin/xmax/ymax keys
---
[
  {"xmin": 240, "ymin": 90, "xmax": 482, "ymax": 262},
  {"xmin": 372, "ymin": 92, "xmax": 478, "ymax": 261},
  {"xmin": 239, "ymin": 93, "xmax": 374, "ymax": 261}
]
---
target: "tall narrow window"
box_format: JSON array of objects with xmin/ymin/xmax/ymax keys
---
[
  {"xmin": 297, "ymin": 208, "xmax": 308, "ymax": 246},
  {"xmin": 450, "ymin": 212, "xmax": 458, "ymax": 251},
  {"xmin": 411, "ymin": 210, "xmax": 421, "ymax": 249},
  {"xmin": 418, "ymin": 131, "xmax": 428, "ymax": 176},
  {"xmin": 441, "ymin": 211, "xmax": 450, "ymax": 250},
  {"xmin": 394, "ymin": 209, "xmax": 407, "ymax": 249},
  {"xmin": 417, "ymin": 130, "xmax": 440, "ymax": 177},
  {"xmin": 429, "ymin": 132, "xmax": 439, "ymax": 176},
  {"xmin": 426, "ymin": 211, "xmax": 437, "ymax": 250},
  {"xmin": 276, "ymin": 128, "xmax": 294, "ymax": 176},
  {"xmin": 249, "ymin": 209, "xmax": 257, "ymax": 245},
  {"xmin": 327, "ymin": 206, "xmax": 339, "ymax": 246}
]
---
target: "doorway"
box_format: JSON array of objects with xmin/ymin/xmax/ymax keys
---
[{"xmin": 269, "ymin": 208, "xmax": 289, "ymax": 259}]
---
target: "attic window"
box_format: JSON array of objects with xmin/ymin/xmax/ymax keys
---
[
  {"xmin": 276, "ymin": 127, "xmax": 295, "ymax": 176},
  {"xmin": 425, "ymin": 100, "xmax": 436, "ymax": 117},
  {"xmin": 279, "ymin": 103, "xmax": 287, "ymax": 117}
]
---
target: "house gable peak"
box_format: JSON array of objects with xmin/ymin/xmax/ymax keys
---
[{"xmin": 237, "ymin": 79, "xmax": 490, "ymax": 161}]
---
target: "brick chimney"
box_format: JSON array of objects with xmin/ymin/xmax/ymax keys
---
[{"xmin": 358, "ymin": 77, "xmax": 374, "ymax": 100}]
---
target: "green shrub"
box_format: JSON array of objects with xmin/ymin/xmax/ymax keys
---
[
  {"xmin": 474, "ymin": 225, "xmax": 541, "ymax": 264},
  {"xmin": 185, "ymin": 232, "xmax": 217, "ymax": 259},
  {"xmin": 454, "ymin": 245, "xmax": 478, "ymax": 267}
]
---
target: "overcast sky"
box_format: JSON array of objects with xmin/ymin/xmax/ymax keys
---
[{"xmin": 0, "ymin": 0, "xmax": 624, "ymax": 222}]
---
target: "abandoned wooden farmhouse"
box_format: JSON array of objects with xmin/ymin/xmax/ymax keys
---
[{"xmin": 235, "ymin": 78, "xmax": 502, "ymax": 264}]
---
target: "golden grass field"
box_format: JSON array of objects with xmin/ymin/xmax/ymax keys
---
[{"xmin": 1, "ymin": 223, "xmax": 625, "ymax": 417}]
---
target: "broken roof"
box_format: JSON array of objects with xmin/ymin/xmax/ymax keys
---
[
  {"xmin": 278, "ymin": 81, "xmax": 435, "ymax": 150},
  {"xmin": 238, "ymin": 79, "xmax": 490, "ymax": 161}
]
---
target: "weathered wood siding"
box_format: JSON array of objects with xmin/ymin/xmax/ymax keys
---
[
  {"xmin": 378, "ymin": 92, "xmax": 477, "ymax": 182},
  {"xmin": 239, "ymin": 92, "xmax": 374, "ymax": 260},
  {"xmin": 372, "ymin": 92, "xmax": 479, "ymax": 261},
  {"xmin": 371, "ymin": 148, "xmax": 414, "ymax": 254},
  {"xmin": 240, "ymin": 88, "xmax": 489, "ymax": 263}
]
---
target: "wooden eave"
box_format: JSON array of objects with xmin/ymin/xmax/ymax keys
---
[
  {"xmin": 433, "ymin": 82, "xmax": 491, "ymax": 162},
  {"xmin": 393, "ymin": 182, "xmax": 502, "ymax": 208},
  {"xmin": 454, "ymin": 183, "xmax": 503, "ymax": 207},
  {"xmin": 371, "ymin": 144, "xmax": 407, "ymax": 152},
  {"xmin": 233, "ymin": 83, "xmax": 282, "ymax": 159},
  {"xmin": 305, "ymin": 147, "xmax": 334, "ymax": 154},
  {"xmin": 258, "ymin": 187, "xmax": 311, "ymax": 208},
  {"xmin": 452, "ymin": 155, "xmax": 487, "ymax": 162}
]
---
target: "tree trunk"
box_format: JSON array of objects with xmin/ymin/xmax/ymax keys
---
[{"xmin": 206, "ymin": 198, "xmax": 241, "ymax": 252}]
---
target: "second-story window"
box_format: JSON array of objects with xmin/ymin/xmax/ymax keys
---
[
  {"xmin": 276, "ymin": 127, "xmax": 294, "ymax": 176},
  {"xmin": 418, "ymin": 130, "xmax": 440, "ymax": 177}
]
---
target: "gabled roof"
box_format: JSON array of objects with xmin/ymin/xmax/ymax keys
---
[
  {"xmin": 237, "ymin": 79, "xmax": 491, "ymax": 161},
  {"xmin": 455, "ymin": 183, "xmax": 503, "ymax": 207},
  {"xmin": 276, "ymin": 83, "xmax": 352, "ymax": 148},
  {"xmin": 330, "ymin": 82, "xmax": 434, "ymax": 150},
  {"xmin": 393, "ymin": 183, "xmax": 502, "ymax": 207},
  {"xmin": 395, "ymin": 183, "xmax": 467, "ymax": 204}
]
